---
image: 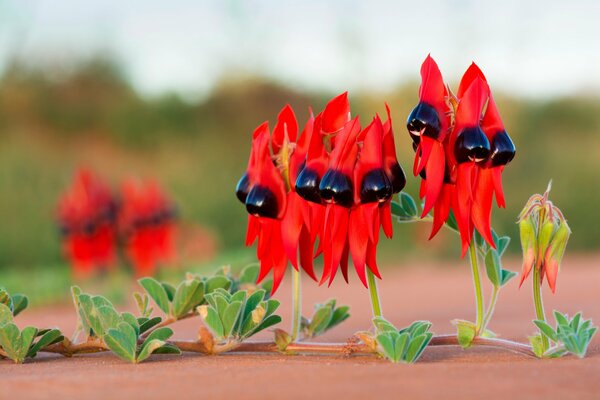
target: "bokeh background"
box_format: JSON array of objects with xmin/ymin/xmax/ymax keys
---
[{"xmin": 1, "ymin": 0, "xmax": 599, "ymax": 303}]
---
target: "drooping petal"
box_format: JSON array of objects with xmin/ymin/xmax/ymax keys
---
[{"xmin": 472, "ymin": 168, "xmax": 495, "ymax": 247}]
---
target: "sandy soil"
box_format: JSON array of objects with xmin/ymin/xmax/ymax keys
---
[{"xmin": 1, "ymin": 254, "xmax": 599, "ymax": 400}]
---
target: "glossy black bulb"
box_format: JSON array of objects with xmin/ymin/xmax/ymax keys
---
[
  {"xmin": 235, "ymin": 173, "xmax": 251, "ymax": 204},
  {"xmin": 245, "ymin": 185, "xmax": 279, "ymax": 219},
  {"xmin": 490, "ymin": 131, "xmax": 516, "ymax": 167},
  {"xmin": 319, "ymin": 170, "xmax": 353, "ymax": 208},
  {"xmin": 360, "ymin": 169, "xmax": 392, "ymax": 203},
  {"xmin": 406, "ymin": 102, "xmax": 441, "ymax": 143},
  {"xmin": 454, "ymin": 127, "xmax": 491, "ymax": 164},
  {"xmin": 295, "ymin": 167, "xmax": 322, "ymax": 204},
  {"xmin": 387, "ymin": 162, "xmax": 406, "ymax": 194}
]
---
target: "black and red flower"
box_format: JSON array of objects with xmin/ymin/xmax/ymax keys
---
[
  {"xmin": 237, "ymin": 94, "xmax": 406, "ymax": 292},
  {"xmin": 407, "ymin": 56, "xmax": 515, "ymax": 255}
]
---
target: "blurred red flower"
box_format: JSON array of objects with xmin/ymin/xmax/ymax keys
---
[
  {"xmin": 119, "ymin": 179, "xmax": 177, "ymax": 276},
  {"xmin": 56, "ymin": 169, "xmax": 117, "ymax": 278}
]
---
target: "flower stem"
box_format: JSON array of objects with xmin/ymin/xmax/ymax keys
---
[
  {"xmin": 533, "ymin": 266, "xmax": 549, "ymax": 352},
  {"xmin": 366, "ymin": 269, "xmax": 382, "ymax": 318},
  {"xmin": 290, "ymin": 267, "xmax": 302, "ymax": 342},
  {"xmin": 468, "ymin": 239, "xmax": 485, "ymax": 334},
  {"xmin": 481, "ymin": 285, "xmax": 499, "ymax": 332}
]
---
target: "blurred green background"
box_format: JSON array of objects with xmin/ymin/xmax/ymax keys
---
[{"xmin": 0, "ymin": 1, "xmax": 599, "ymax": 303}]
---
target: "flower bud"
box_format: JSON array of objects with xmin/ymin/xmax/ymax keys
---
[
  {"xmin": 544, "ymin": 222, "xmax": 571, "ymax": 293},
  {"xmin": 536, "ymin": 218, "xmax": 556, "ymax": 268},
  {"xmin": 518, "ymin": 216, "xmax": 537, "ymax": 287}
]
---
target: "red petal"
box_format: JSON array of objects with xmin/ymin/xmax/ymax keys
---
[
  {"xmin": 492, "ymin": 166, "xmax": 506, "ymax": 208},
  {"xmin": 421, "ymin": 138, "xmax": 445, "ymax": 217},
  {"xmin": 349, "ymin": 207, "xmax": 369, "ymax": 286},
  {"xmin": 280, "ymin": 193, "xmax": 304, "ymax": 268},
  {"xmin": 430, "ymin": 184, "xmax": 453, "ymax": 240},
  {"xmin": 366, "ymin": 243, "xmax": 382, "ymax": 280},
  {"xmin": 457, "ymin": 62, "xmax": 486, "ymax": 99},
  {"xmin": 472, "ymin": 168, "xmax": 495, "ymax": 248},
  {"xmin": 380, "ymin": 201, "xmax": 393, "ymax": 239},
  {"xmin": 272, "ymin": 104, "xmax": 298, "ymax": 154},
  {"xmin": 454, "ymin": 77, "xmax": 489, "ymax": 129},
  {"xmin": 298, "ymin": 228, "xmax": 317, "ymax": 281},
  {"xmin": 322, "ymin": 92, "xmax": 350, "ymax": 135}
]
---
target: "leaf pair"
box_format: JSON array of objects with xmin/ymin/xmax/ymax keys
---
[
  {"xmin": 391, "ymin": 192, "xmax": 419, "ymax": 222},
  {"xmin": 0, "ymin": 303, "xmax": 63, "ymax": 363},
  {"xmin": 483, "ymin": 232, "xmax": 516, "ymax": 287},
  {"xmin": 373, "ymin": 317, "xmax": 433, "ymax": 364},
  {"xmin": 301, "ymin": 299, "xmax": 350, "ymax": 339},
  {"xmin": 198, "ymin": 288, "xmax": 281, "ymax": 342},
  {"xmin": 0, "ymin": 288, "xmax": 28, "ymax": 317},
  {"xmin": 532, "ymin": 311, "xmax": 597, "ymax": 358},
  {"xmin": 138, "ymin": 274, "xmax": 227, "ymax": 319},
  {"xmin": 104, "ymin": 325, "xmax": 180, "ymax": 363}
]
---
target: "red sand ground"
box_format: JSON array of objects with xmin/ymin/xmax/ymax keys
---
[{"xmin": 1, "ymin": 255, "xmax": 599, "ymax": 399}]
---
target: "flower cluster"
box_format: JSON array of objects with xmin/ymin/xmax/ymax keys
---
[
  {"xmin": 406, "ymin": 55, "xmax": 516, "ymax": 255},
  {"xmin": 236, "ymin": 93, "xmax": 406, "ymax": 292},
  {"xmin": 57, "ymin": 169, "xmax": 177, "ymax": 277},
  {"xmin": 518, "ymin": 183, "xmax": 571, "ymax": 293}
]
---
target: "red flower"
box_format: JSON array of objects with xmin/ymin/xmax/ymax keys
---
[
  {"xmin": 237, "ymin": 105, "xmax": 318, "ymax": 293},
  {"xmin": 238, "ymin": 94, "xmax": 406, "ymax": 290},
  {"xmin": 407, "ymin": 56, "xmax": 515, "ymax": 255},
  {"xmin": 119, "ymin": 179, "xmax": 176, "ymax": 276},
  {"xmin": 56, "ymin": 169, "xmax": 117, "ymax": 277}
]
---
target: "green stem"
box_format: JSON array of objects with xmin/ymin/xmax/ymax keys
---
[
  {"xmin": 290, "ymin": 267, "xmax": 302, "ymax": 342},
  {"xmin": 481, "ymin": 285, "xmax": 499, "ymax": 332},
  {"xmin": 366, "ymin": 269, "xmax": 382, "ymax": 318},
  {"xmin": 533, "ymin": 266, "xmax": 549, "ymax": 352},
  {"xmin": 468, "ymin": 239, "xmax": 485, "ymax": 334}
]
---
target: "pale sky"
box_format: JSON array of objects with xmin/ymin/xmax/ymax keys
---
[{"xmin": 1, "ymin": 0, "xmax": 599, "ymax": 98}]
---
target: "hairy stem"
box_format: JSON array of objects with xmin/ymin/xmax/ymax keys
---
[
  {"xmin": 481, "ymin": 285, "xmax": 499, "ymax": 332},
  {"xmin": 533, "ymin": 266, "xmax": 549, "ymax": 352},
  {"xmin": 290, "ymin": 267, "xmax": 302, "ymax": 342},
  {"xmin": 468, "ymin": 239, "xmax": 485, "ymax": 334},
  {"xmin": 366, "ymin": 269, "xmax": 382, "ymax": 318}
]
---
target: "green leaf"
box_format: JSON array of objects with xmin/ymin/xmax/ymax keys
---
[
  {"xmin": 445, "ymin": 211, "xmax": 459, "ymax": 232},
  {"xmin": 144, "ymin": 327, "xmax": 173, "ymax": 343},
  {"xmin": 121, "ymin": 312, "xmax": 140, "ymax": 337},
  {"xmin": 152, "ymin": 343, "xmax": 181, "ymax": 355},
  {"xmin": 139, "ymin": 277, "xmax": 171, "ymax": 315},
  {"xmin": 0, "ymin": 303, "xmax": 13, "ymax": 326},
  {"xmin": 308, "ymin": 306, "xmax": 333, "ymax": 337},
  {"xmin": 0, "ymin": 322, "xmax": 21, "ymax": 361},
  {"xmin": 19, "ymin": 326, "xmax": 38, "ymax": 360},
  {"xmin": 405, "ymin": 333, "xmax": 432, "ymax": 363},
  {"xmin": 104, "ymin": 322, "xmax": 137, "ymax": 363},
  {"xmin": 243, "ymin": 290, "xmax": 265, "ymax": 320},
  {"xmin": 205, "ymin": 276, "xmax": 231, "ymax": 294},
  {"xmin": 139, "ymin": 317, "xmax": 162, "ymax": 334},
  {"xmin": 239, "ymin": 264, "xmax": 260, "ymax": 285},
  {"xmin": 373, "ymin": 316, "xmax": 397, "ymax": 333},
  {"xmin": 221, "ymin": 301, "xmax": 243, "ymax": 337},
  {"xmin": 394, "ymin": 332, "xmax": 409, "ymax": 361},
  {"xmin": 529, "ymin": 334, "xmax": 545, "ymax": 358},
  {"xmin": 534, "ymin": 320, "xmax": 558, "ymax": 342},
  {"xmin": 274, "ymin": 329, "xmax": 292, "ymax": 352},
  {"xmin": 484, "ymin": 249, "xmax": 501, "ymax": 286},
  {"xmin": 0, "ymin": 288, "xmax": 12, "ymax": 312},
  {"xmin": 497, "ymin": 236, "xmax": 511, "ymax": 256},
  {"xmin": 96, "ymin": 305, "xmax": 122, "ymax": 337},
  {"xmin": 27, "ymin": 329, "xmax": 63, "ymax": 358},
  {"xmin": 500, "ymin": 269, "xmax": 518, "ymax": 286},
  {"xmin": 328, "ymin": 306, "xmax": 350, "ymax": 330},
  {"xmin": 376, "ymin": 332, "xmax": 397, "ymax": 362},
  {"xmin": 454, "ymin": 320, "xmax": 476, "ymax": 349},
  {"xmin": 172, "ymin": 279, "xmax": 205, "ymax": 319},
  {"xmin": 161, "ymin": 283, "xmax": 176, "ymax": 302},
  {"xmin": 554, "ymin": 311, "xmax": 569, "ymax": 327},
  {"xmin": 570, "ymin": 313, "xmax": 582, "ymax": 331},
  {"xmin": 399, "ymin": 192, "xmax": 418, "ymax": 217},
  {"xmin": 136, "ymin": 339, "xmax": 165, "ymax": 363},
  {"xmin": 252, "ymin": 315, "xmax": 282, "ymax": 335},
  {"xmin": 200, "ymin": 306, "xmax": 224, "ymax": 339},
  {"xmin": 11, "ymin": 294, "xmax": 28, "ymax": 317}
]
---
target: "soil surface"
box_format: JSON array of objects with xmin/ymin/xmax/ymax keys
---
[{"xmin": 2, "ymin": 255, "xmax": 600, "ymax": 400}]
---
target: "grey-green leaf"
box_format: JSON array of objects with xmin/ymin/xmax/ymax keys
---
[{"xmin": 139, "ymin": 277, "xmax": 171, "ymax": 315}]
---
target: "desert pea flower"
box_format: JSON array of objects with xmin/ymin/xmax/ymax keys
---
[
  {"xmin": 119, "ymin": 179, "xmax": 177, "ymax": 277},
  {"xmin": 518, "ymin": 183, "xmax": 571, "ymax": 293},
  {"xmin": 56, "ymin": 169, "xmax": 117, "ymax": 277},
  {"xmin": 236, "ymin": 105, "xmax": 318, "ymax": 293},
  {"xmin": 407, "ymin": 56, "xmax": 515, "ymax": 255}
]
